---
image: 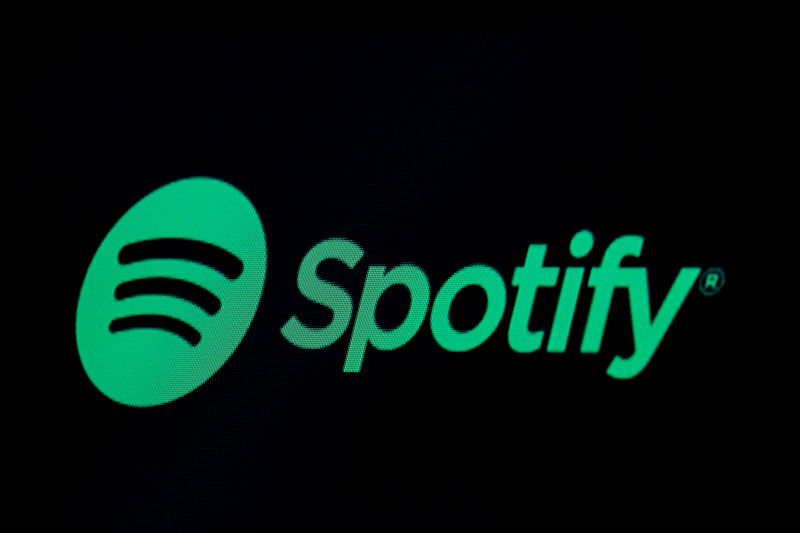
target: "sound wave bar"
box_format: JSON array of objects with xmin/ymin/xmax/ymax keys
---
[
  {"xmin": 109, "ymin": 314, "xmax": 201, "ymax": 346},
  {"xmin": 114, "ymin": 277, "xmax": 221, "ymax": 315},
  {"xmin": 118, "ymin": 238, "xmax": 243, "ymax": 280}
]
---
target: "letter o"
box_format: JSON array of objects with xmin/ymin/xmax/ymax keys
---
[{"xmin": 430, "ymin": 264, "xmax": 507, "ymax": 352}]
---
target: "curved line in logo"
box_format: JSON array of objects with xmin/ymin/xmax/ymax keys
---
[
  {"xmin": 109, "ymin": 314, "xmax": 201, "ymax": 346},
  {"xmin": 114, "ymin": 277, "xmax": 222, "ymax": 315},
  {"xmin": 118, "ymin": 238, "xmax": 244, "ymax": 280}
]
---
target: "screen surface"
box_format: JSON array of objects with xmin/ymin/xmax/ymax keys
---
[{"xmin": 17, "ymin": 33, "xmax": 748, "ymax": 531}]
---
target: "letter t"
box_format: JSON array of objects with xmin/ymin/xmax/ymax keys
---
[{"xmin": 507, "ymin": 244, "xmax": 559, "ymax": 353}]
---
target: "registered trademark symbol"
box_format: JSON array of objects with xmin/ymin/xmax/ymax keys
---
[{"xmin": 698, "ymin": 267, "xmax": 725, "ymax": 296}]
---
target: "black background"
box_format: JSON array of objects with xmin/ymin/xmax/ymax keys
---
[{"xmin": 16, "ymin": 33, "xmax": 750, "ymax": 531}]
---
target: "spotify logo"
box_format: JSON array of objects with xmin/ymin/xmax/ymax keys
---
[
  {"xmin": 77, "ymin": 176, "xmax": 716, "ymax": 408},
  {"xmin": 76, "ymin": 178, "xmax": 267, "ymax": 407}
]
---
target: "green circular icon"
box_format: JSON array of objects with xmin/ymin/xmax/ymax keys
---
[{"xmin": 76, "ymin": 177, "xmax": 267, "ymax": 407}]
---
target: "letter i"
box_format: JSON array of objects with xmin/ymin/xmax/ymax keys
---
[{"xmin": 547, "ymin": 230, "xmax": 593, "ymax": 352}]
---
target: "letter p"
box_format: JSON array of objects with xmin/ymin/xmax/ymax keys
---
[{"xmin": 344, "ymin": 264, "xmax": 431, "ymax": 372}]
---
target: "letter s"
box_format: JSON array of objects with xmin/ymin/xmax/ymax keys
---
[{"xmin": 281, "ymin": 238, "xmax": 364, "ymax": 349}]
